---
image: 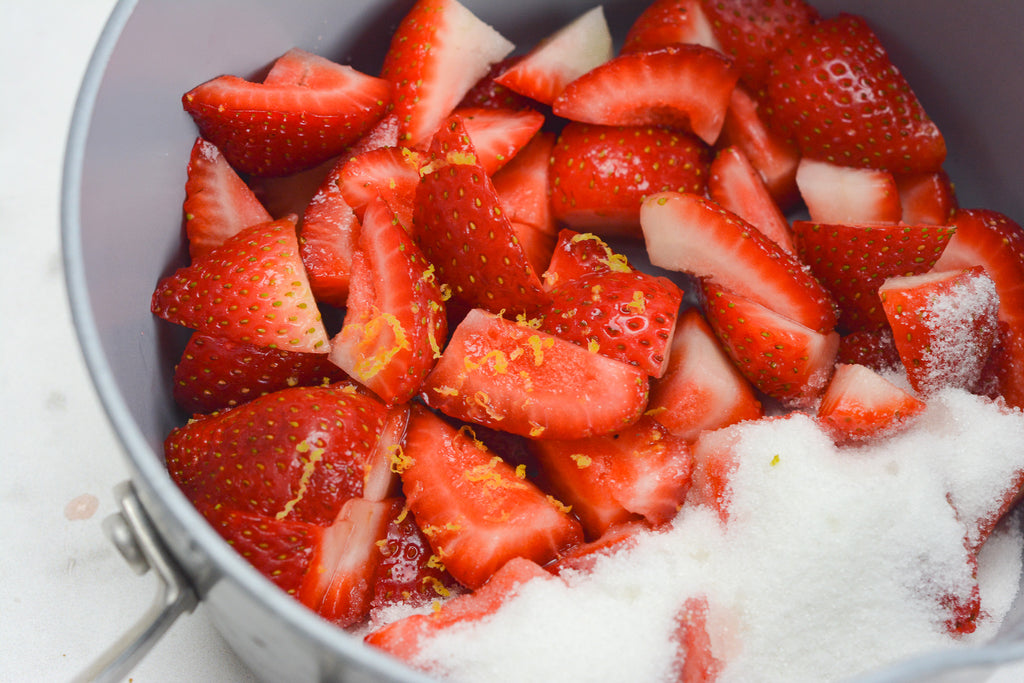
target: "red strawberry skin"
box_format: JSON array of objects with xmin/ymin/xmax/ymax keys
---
[
  {"xmin": 764, "ymin": 13, "xmax": 946, "ymax": 174},
  {"xmin": 165, "ymin": 383, "xmax": 387, "ymax": 526},
  {"xmin": 621, "ymin": 0, "xmax": 720, "ymax": 55},
  {"xmin": 173, "ymin": 333, "xmax": 347, "ymax": 415},
  {"xmin": 183, "ymin": 49, "xmax": 392, "ymax": 177},
  {"xmin": 397, "ymin": 406, "xmax": 583, "ymax": 589},
  {"xmin": 151, "ymin": 217, "xmax": 330, "ymax": 353},
  {"xmin": 549, "ymin": 122, "xmax": 711, "ymax": 236},
  {"xmin": 298, "ymin": 164, "xmax": 361, "ymax": 308},
  {"xmin": 542, "ymin": 229, "xmax": 635, "ymax": 290},
  {"xmin": 816, "ymin": 363, "xmax": 926, "ymax": 445}
]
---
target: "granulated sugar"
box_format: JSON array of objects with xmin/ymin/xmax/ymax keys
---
[{"xmin": 398, "ymin": 388, "xmax": 1024, "ymax": 682}]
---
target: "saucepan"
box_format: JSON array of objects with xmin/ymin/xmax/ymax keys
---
[{"xmin": 61, "ymin": 0, "xmax": 1024, "ymax": 680}]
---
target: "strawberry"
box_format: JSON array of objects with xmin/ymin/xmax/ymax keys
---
[
  {"xmin": 380, "ymin": 0, "xmax": 515, "ymax": 148},
  {"xmin": 763, "ymin": 13, "xmax": 946, "ymax": 174},
  {"xmin": 896, "ymin": 170, "xmax": 958, "ymax": 226},
  {"xmin": 688, "ymin": 422, "xmax": 743, "ymax": 523},
  {"xmin": 396, "ymin": 406, "xmax": 583, "ymax": 589},
  {"xmin": 647, "ymin": 308, "xmax": 763, "ymax": 441},
  {"xmin": 547, "ymin": 519, "xmax": 651, "ymax": 575},
  {"xmin": 699, "ymin": 0, "xmax": 819, "ymax": 90},
  {"xmin": 491, "ymin": 132, "xmax": 559, "ymax": 273},
  {"xmin": 536, "ymin": 268, "xmax": 684, "ymax": 377},
  {"xmin": 640, "ymin": 191, "xmax": 837, "ymax": 333},
  {"xmin": 708, "ymin": 145, "xmax": 794, "ymax": 253},
  {"xmin": 329, "ymin": 197, "xmax": 448, "ymax": 406},
  {"xmin": 879, "ymin": 267, "xmax": 1000, "ymax": 394},
  {"xmin": 182, "ymin": 49, "xmax": 392, "ymax": 177},
  {"xmin": 621, "ymin": 0, "xmax": 721, "ymax": 55},
  {"xmin": 421, "ymin": 308, "xmax": 649, "ymax": 440},
  {"xmin": 816, "ymin": 363, "xmax": 926, "ymax": 445},
  {"xmin": 549, "ymin": 122, "xmax": 712, "ymax": 237},
  {"xmin": 835, "ymin": 328, "xmax": 901, "ymax": 373},
  {"xmin": 493, "ymin": 6, "xmax": 614, "ymax": 106},
  {"xmin": 552, "ymin": 45, "xmax": 740, "ymax": 145},
  {"xmin": 165, "ymin": 383, "xmax": 388, "ymax": 526},
  {"xmin": 671, "ymin": 595, "xmax": 725, "ymax": 683},
  {"xmin": 365, "ymin": 557, "xmax": 553, "ymax": 660},
  {"xmin": 334, "ymin": 146, "xmax": 423, "ymax": 230},
  {"xmin": 298, "ymin": 169, "xmax": 361, "ymax": 308},
  {"xmin": 248, "ymin": 155, "xmax": 340, "ymax": 221},
  {"xmin": 413, "ymin": 116, "xmax": 549, "ymax": 315},
  {"xmin": 454, "ymin": 106, "xmax": 546, "ymax": 175},
  {"xmin": 459, "ymin": 57, "xmax": 535, "ymax": 111},
  {"xmin": 151, "ymin": 217, "xmax": 330, "ymax": 353},
  {"xmin": 542, "ymin": 229, "xmax": 635, "ymax": 290},
  {"xmin": 791, "ymin": 220, "xmax": 956, "ymax": 333},
  {"xmin": 701, "ymin": 282, "xmax": 839, "ymax": 406},
  {"xmin": 795, "ymin": 158, "xmax": 902, "ymax": 225},
  {"xmin": 531, "ymin": 416, "xmax": 693, "ymax": 539},
  {"xmin": 172, "ymin": 332, "xmax": 347, "ymax": 415},
  {"xmin": 182, "ymin": 137, "xmax": 272, "ymax": 259}
]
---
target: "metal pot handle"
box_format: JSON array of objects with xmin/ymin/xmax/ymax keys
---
[{"xmin": 73, "ymin": 480, "xmax": 198, "ymax": 683}]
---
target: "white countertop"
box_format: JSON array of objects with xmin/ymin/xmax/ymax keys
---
[{"xmin": 3, "ymin": 1, "xmax": 1024, "ymax": 682}]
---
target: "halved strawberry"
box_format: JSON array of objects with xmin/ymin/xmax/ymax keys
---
[
  {"xmin": 183, "ymin": 49, "xmax": 392, "ymax": 177},
  {"xmin": 640, "ymin": 191, "xmax": 837, "ymax": 333},
  {"xmin": 182, "ymin": 137, "xmax": 272, "ymax": 259},
  {"xmin": 493, "ymin": 6, "xmax": 613, "ymax": 106},
  {"xmin": 795, "ymin": 158, "xmax": 902, "ymax": 225},
  {"xmin": 699, "ymin": 0, "xmax": 819, "ymax": 90},
  {"xmin": 542, "ymin": 229, "xmax": 634, "ymax": 290},
  {"xmin": 763, "ymin": 13, "xmax": 946, "ymax": 174},
  {"xmin": 420, "ymin": 308, "xmax": 649, "ymax": 440},
  {"xmin": 531, "ymin": 416, "xmax": 692, "ymax": 539},
  {"xmin": 172, "ymin": 332, "xmax": 347, "ymax": 415},
  {"xmin": 380, "ymin": 0, "xmax": 515, "ymax": 147},
  {"xmin": 647, "ymin": 308, "xmax": 763, "ymax": 441},
  {"xmin": 671, "ymin": 595, "xmax": 725, "ymax": 683},
  {"xmin": 536, "ymin": 268, "xmax": 684, "ymax": 377},
  {"xmin": 879, "ymin": 267, "xmax": 1000, "ymax": 394},
  {"xmin": 413, "ymin": 116, "xmax": 549, "ymax": 315},
  {"xmin": 151, "ymin": 217, "xmax": 330, "ymax": 353},
  {"xmin": 165, "ymin": 383, "xmax": 387, "ymax": 526},
  {"xmin": 896, "ymin": 170, "xmax": 958, "ymax": 226},
  {"xmin": 791, "ymin": 220, "xmax": 956, "ymax": 333},
  {"xmin": 701, "ymin": 282, "xmax": 839, "ymax": 406},
  {"xmin": 396, "ymin": 406, "xmax": 583, "ymax": 589},
  {"xmin": 549, "ymin": 122, "xmax": 712, "ymax": 237},
  {"xmin": 329, "ymin": 197, "xmax": 448, "ymax": 406},
  {"xmin": 459, "ymin": 57, "xmax": 535, "ymax": 111},
  {"xmin": 621, "ymin": 0, "xmax": 721, "ymax": 55},
  {"xmin": 453, "ymin": 106, "xmax": 546, "ymax": 175},
  {"xmin": 298, "ymin": 168, "xmax": 361, "ymax": 308},
  {"xmin": 816, "ymin": 363, "xmax": 926, "ymax": 445},
  {"xmin": 552, "ymin": 45, "xmax": 740, "ymax": 145},
  {"xmin": 334, "ymin": 146, "xmax": 424, "ymax": 229},
  {"xmin": 708, "ymin": 145, "xmax": 793, "ymax": 253},
  {"xmin": 491, "ymin": 132, "xmax": 559, "ymax": 274}
]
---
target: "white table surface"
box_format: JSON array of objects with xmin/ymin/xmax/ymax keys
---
[{"xmin": 3, "ymin": 1, "xmax": 1024, "ymax": 682}]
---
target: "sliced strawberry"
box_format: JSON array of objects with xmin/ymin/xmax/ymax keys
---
[
  {"xmin": 494, "ymin": 6, "xmax": 613, "ymax": 105},
  {"xmin": 552, "ymin": 45, "xmax": 740, "ymax": 145},
  {"xmin": 413, "ymin": 116, "xmax": 549, "ymax": 315},
  {"xmin": 172, "ymin": 332, "xmax": 347, "ymax": 415},
  {"xmin": 453, "ymin": 106, "xmax": 546, "ymax": 175},
  {"xmin": 397, "ymin": 406, "xmax": 583, "ymax": 589},
  {"xmin": 699, "ymin": 0, "xmax": 819, "ymax": 90},
  {"xmin": 182, "ymin": 49, "xmax": 392, "ymax": 177},
  {"xmin": 165, "ymin": 383, "xmax": 387, "ymax": 526},
  {"xmin": 795, "ymin": 158, "xmax": 902, "ymax": 225},
  {"xmin": 835, "ymin": 328, "xmax": 902, "ymax": 373},
  {"xmin": 547, "ymin": 519, "xmax": 651, "ymax": 575},
  {"xmin": 248, "ymin": 155, "xmax": 339, "ymax": 221},
  {"xmin": 688, "ymin": 423, "xmax": 743, "ymax": 523},
  {"xmin": 708, "ymin": 145, "xmax": 794, "ymax": 253},
  {"xmin": 763, "ymin": 13, "xmax": 946, "ymax": 174},
  {"xmin": 459, "ymin": 57, "xmax": 535, "ymax": 111},
  {"xmin": 647, "ymin": 308, "xmax": 763, "ymax": 441},
  {"xmin": 536, "ymin": 268, "xmax": 684, "ymax": 377},
  {"xmin": 380, "ymin": 0, "xmax": 514, "ymax": 147},
  {"xmin": 701, "ymin": 282, "xmax": 839, "ymax": 407},
  {"xmin": 329, "ymin": 197, "xmax": 448, "ymax": 406},
  {"xmin": 182, "ymin": 137, "xmax": 272, "ymax": 260},
  {"xmin": 816, "ymin": 363, "xmax": 926, "ymax": 445},
  {"xmin": 671, "ymin": 595, "xmax": 725, "ymax": 683},
  {"xmin": 792, "ymin": 220, "xmax": 956, "ymax": 333},
  {"xmin": 491, "ymin": 132, "xmax": 559, "ymax": 274},
  {"xmin": 549, "ymin": 122, "xmax": 712, "ymax": 237},
  {"xmin": 371, "ymin": 502, "xmax": 460, "ymax": 613},
  {"xmin": 334, "ymin": 146, "xmax": 424, "ymax": 230},
  {"xmin": 298, "ymin": 168, "xmax": 361, "ymax": 308},
  {"xmin": 299, "ymin": 497, "xmax": 399, "ymax": 627},
  {"xmin": 896, "ymin": 170, "xmax": 958, "ymax": 226},
  {"xmin": 640, "ymin": 191, "xmax": 837, "ymax": 333},
  {"xmin": 879, "ymin": 267, "xmax": 1000, "ymax": 394},
  {"xmin": 531, "ymin": 416, "xmax": 692, "ymax": 539},
  {"xmin": 365, "ymin": 556, "xmax": 553, "ymax": 660},
  {"xmin": 151, "ymin": 217, "xmax": 330, "ymax": 353},
  {"xmin": 621, "ymin": 0, "xmax": 720, "ymax": 55},
  {"xmin": 717, "ymin": 84, "xmax": 801, "ymax": 210},
  {"xmin": 421, "ymin": 308, "xmax": 649, "ymax": 440},
  {"xmin": 542, "ymin": 229, "xmax": 635, "ymax": 290},
  {"xmin": 361, "ymin": 406, "xmax": 410, "ymax": 503}
]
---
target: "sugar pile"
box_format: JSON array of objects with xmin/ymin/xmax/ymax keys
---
[{"xmin": 394, "ymin": 388, "xmax": 1024, "ymax": 682}]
